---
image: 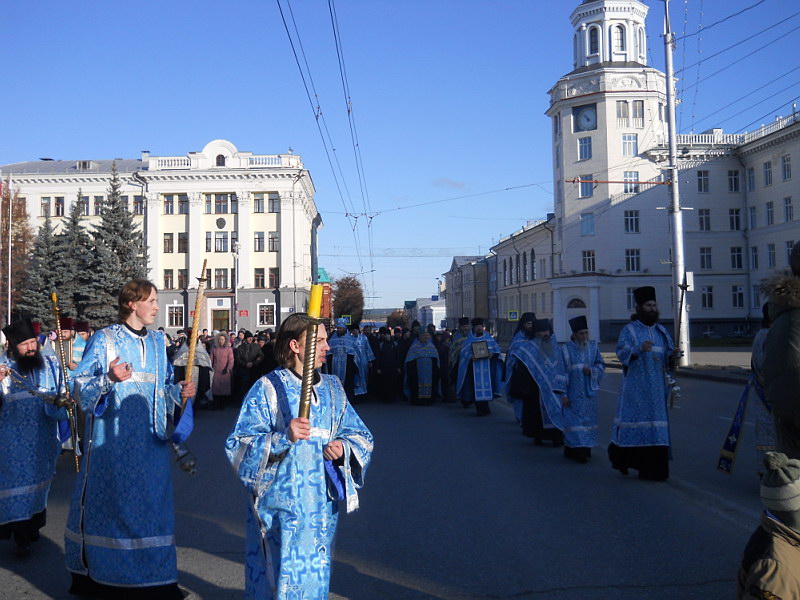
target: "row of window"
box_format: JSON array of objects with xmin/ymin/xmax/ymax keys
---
[
  {"xmin": 699, "ymin": 241, "xmax": 795, "ymax": 271},
  {"xmin": 696, "ymin": 200, "xmax": 794, "ymax": 231},
  {"xmin": 499, "ymin": 291, "xmax": 552, "ymax": 316},
  {"xmin": 39, "ymin": 191, "xmax": 284, "ymax": 218},
  {"xmin": 166, "ymin": 303, "xmax": 276, "ymax": 329},
  {"xmin": 41, "ymin": 195, "xmax": 145, "ymax": 217},
  {"xmin": 163, "ymin": 231, "xmax": 280, "ymax": 254},
  {"xmin": 163, "ymin": 267, "xmax": 280, "ymax": 291},
  {"xmin": 694, "ymin": 158, "xmax": 791, "ymax": 194},
  {"xmin": 501, "ymin": 253, "xmax": 551, "ymax": 287},
  {"xmin": 622, "ymin": 286, "xmax": 758, "ymax": 311}
]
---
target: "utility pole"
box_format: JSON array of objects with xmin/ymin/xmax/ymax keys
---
[{"xmin": 664, "ymin": 0, "xmax": 691, "ymax": 366}]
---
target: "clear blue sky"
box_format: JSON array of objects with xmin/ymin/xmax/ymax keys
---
[{"xmin": 3, "ymin": 0, "xmax": 798, "ymax": 308}]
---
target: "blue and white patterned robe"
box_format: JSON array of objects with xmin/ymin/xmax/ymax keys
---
[
  {"xmin": 404, "ymin": 339, "xmax": 440, "ymax": 399},
  {"xmin": 225, "ymin": 368, "xmax": 373, "ymax": 600},
  {"xmin": 456, "ymin": 333, "xmax": 503, "ymax": 402},
  {"xmin": 352, "ymin": 333, "xmax": 374, "ymax": 396},
  {"xmin": 65, "ymin": 324, "xmax": 185, "ymax": 587},
  {"xmin": 0, "ymin": 354, "xmax": 68, "ymax": 527},
  {"xmin": 505, "ymin": 331, "xmax": 531, "ymax": 422},
  {"xmin": 561, "ymin": 340, "xmax": 605, "ymax": 448},
  {"xmin": 327, "ymin": 333, "xmax": 358, "ymax": 386},
  {"xmin": 612, "ymin": 320, "xmax": 673, "ymax": 447},
  {"xmin": 508, "ymin": 338, "xmax": 567, "ymax": 431},
  {"xmin": 751, "ymin": 328, "xmax": 776, "ymax": 460}
]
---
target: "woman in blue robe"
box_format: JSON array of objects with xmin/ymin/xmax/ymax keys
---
[{"xmin": 226, "ymin": 313, "xmax": 373, "ymax": 600}]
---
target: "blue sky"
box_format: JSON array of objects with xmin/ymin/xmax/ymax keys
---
[{"xmin": 3, "ymin": 0, "xmax": 798, "ymax": 308}]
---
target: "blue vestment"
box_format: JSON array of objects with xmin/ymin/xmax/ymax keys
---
[
  {"xmin": 561, "ymin": 341, "xmax": 605, "ymax": 448},
  {"xmin": 456, "ymin": 333, "xmax": 503, "ymax": 402},
  {"xmin": 225, "ymin": 368, "xmax": 373, "ymax": 600},
  {"xmin": 404, "ymin": 339, "xmax": 440, "ymax": 400},
  {"xmin": 327, "ymin": 333, "xmax": 358, "ymax": 387},
  {"xmin": 65, "ymin": 324, "xmax": 186, "ymax": 588},
  {"xmin": 507, "ymin": 337, "xmax": 567, "ymax": 431},
  {"xmin": 352, "ymin": 333, "xmax": 374, "ymax": 396},
  {"xmin": 0, "ymin": 355, "xmax": 67, "ymax": 527},
  {"xmin": 612, "ymin": 320, "xmax": 673, "ymax": 447}
]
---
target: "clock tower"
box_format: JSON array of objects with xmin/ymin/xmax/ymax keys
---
[{"xmin": 545, "ymin": 0, "xmax": 671, "ymax": 340}]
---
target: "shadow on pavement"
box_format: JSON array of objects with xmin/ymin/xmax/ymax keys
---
[
  {"xmin": 331, "ymin": 561, "xmax": 453, "ymax": 600},
  {"xmin": 0, "ymin": 535, "xmax": 72, "ymax": 599}
]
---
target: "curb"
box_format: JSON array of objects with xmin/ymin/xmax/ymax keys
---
[{"xmin": 603, "ymin": 360, "xmax": 750, "ymax": 385}]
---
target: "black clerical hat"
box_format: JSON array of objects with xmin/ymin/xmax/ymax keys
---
[
  {"xmin": 633, "ymin": 286, "xmax": 656, "ymax": 306},
  {"xmin": 569, "ymin": 315, "xmax": 588, "ymax": 333},
  {"xmin": 533, "ymin": 319, "xmax": 551, "ymax": 334},
  {"xmin": 458, "ymin": 317, "xmax": 470, "ymax": 326},
  {"xmin": 3, "ymin": 318, "xmax": 38, "ymax": 347},
  {"xmin": 470, "ymin": 317, "xmax": 484, "ymax": 327}
]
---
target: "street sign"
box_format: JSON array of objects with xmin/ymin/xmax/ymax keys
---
[
  {"xmin": 239, "ymin": 310, "xmax": 249, "ymax": 317},
  {"xmin": 342, "ymin": 314, "xmax": 352, "ymax": 325},
  {"xmin": 508, "ymin": 311, "xmax": 519, "ymax": 321}
]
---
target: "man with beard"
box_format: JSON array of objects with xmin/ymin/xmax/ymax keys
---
[
  {"xmin": 505, "ymin": 312, "xmax": 536, "ymax": 424},
  {"xmin": 349, "ymin": 324, "xmax": 374, "ymax": 403},
  {"xmin": 456, "ymin": 318, "xmax": 503, "ymax": 416},
  {"xmin": 609, "ymin": 286, "xmax": 678, "ymax": 481},
  {"xmin": 561, "ymin": 316, "xmax": 605, "ymax": 462},
  {"xmin": 65, "ymin": 279, "xmax": 195, "ymax": 599},
  {"xmin": 0, "ymin": 318, "xmax": 69, "ymax": 557},
  {"xmin": 327, "ymin": 318, "xmax": 359, "ymax": 401},
  {"xmin": 507, "ymin": 319, "xmax": 567, "ymax": 444}
]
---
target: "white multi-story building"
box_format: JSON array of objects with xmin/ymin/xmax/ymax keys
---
[
  {"xmin": 2, "ymin": 139, "xmax": 321, "ymax": 335},
  {"xmin": 542, "ymin": 0, "xmax": 799, "ymax": 341}
]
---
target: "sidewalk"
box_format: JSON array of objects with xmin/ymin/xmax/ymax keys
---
[{"xmin": 599, "ymin": 343, "xmax": 751, "ymax": 384}]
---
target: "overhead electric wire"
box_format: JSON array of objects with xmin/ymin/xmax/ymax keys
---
[
  {"xmin": 682, "ymin": 22, "xmax": 800, "ymax": 92},
  {"xmin": 676, "ymin": 10, "xmax": 800, "ymax": 74},
  {"xmin": 688, "ymin": 0, "xmax": 705, "ymax": 134},
  {"xmin": 734, "ymin": 96, "xmax": 800, "ymax": 133},
  {"xmin": 276, "ymin": 0, "xmax": 367, "ymax": 275},
  {"xmin": 676, "ymin": 0, "xmax": 771, "ymax": 41}
]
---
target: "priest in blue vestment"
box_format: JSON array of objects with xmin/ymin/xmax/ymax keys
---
[
  {"xmin": 404, "ymin": 329, "xmax": 440, "ymax": 405},
  {"xmin": 66, "ymin": 280, "xmax": 195, "ymax": 600},
  {"xmin": 507, "ymin": 319, "xmax": 567, "ymax": 445},
  {"xmin": 561, "ymin": 316, "xmax": 605, "ymax": 463},
  {"xmin": 350, "ymin": 324, "xmax": 374, "ymax": 402},
  {"xmin": 505, "ymin": 312, "xmax": 536, "ymax": 424},
  {"xmin": 0, "ymin": 318, "xmax": 69, "ymax": 557},
  {"xmin": 226, "ymin": 312, "xmax": 373, "ymax": 600},
  {"xmin": 456, "ymin": 318, "xmax": 503, "ymax": 416},
  {"xmin": 609, "ymin": 286, "xmax": 679, "ymax": 481},
  {"xmin": 327, "ymin": 318, "xmax": 359, "ymax": 401}
]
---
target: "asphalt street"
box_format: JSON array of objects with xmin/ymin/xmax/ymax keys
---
[{"xmin": 0, "ymin": 371, "xmax": 763, "ymax": 599}]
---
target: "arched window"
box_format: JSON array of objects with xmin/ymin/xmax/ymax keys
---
[
  {"xmin": 515, "ymin": 254, "xmax": 521, "ymax": 283},
  {"xmin": 503, "ymin": 259, "xmax": 508, "ymax": 286},
  {"xmin": 589, "ymin": 27, "xmax": 599, "ymax": 55},
  {"xmin": 637, "ymin": 27, "xmax": 645, "ymax": 58},
  {"xmin": 530, "ymin": 249, "xmax": 536, "ymax": 280},
  {"xmin": 522, "ymin": 253, "xmax": 528, "ymax": 282},
  {"xmin": 573, "ymin": 33, "xmax": 579, "ymax": 66},
  {"xmin": 614, "ymin": 25, "xmax": 626, "ymax": 52},
  {"xmin": 216, "ymin": 154, "xmax": 226, "ymax": 167},
  {"xmin": 567, "ymin": 298, "xmax": 587, "ymax": 309}
]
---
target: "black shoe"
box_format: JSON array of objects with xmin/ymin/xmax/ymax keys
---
[
  {"xmin": 612, "ymin": 463, "xmax": 629, "ymax": 476},
  {"xmin": 534, "ymin": 438, "xmax": 545, "ymax": 446},
  {"xmin": 13, "ymin": 532, "xmax": 31, "ymax": 558}
]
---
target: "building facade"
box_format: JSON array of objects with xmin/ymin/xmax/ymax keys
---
[
  {"xmin": 2, "ymin": 139, "xmax": 321, "ymax": 335},
  {"xmin": 441, "ymin": 256, "xmax": 489, "ymax": 329},
  {"xmin": 445, "ymin": 0, "xmax": 799, "ymax": 343}
]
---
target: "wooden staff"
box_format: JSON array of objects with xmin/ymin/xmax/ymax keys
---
[
  {"xmin": 298, "ymin": 285, "xmax": 323, "ymax": 419},
  {"xmin": 50, "ymin": 293, "xmax": 80, "ymax": 472},
  {"xmin": 182, "ymin": 259, "xmax": 207, "ymax": 410}
]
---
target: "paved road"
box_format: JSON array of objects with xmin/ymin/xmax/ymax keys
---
[{"xmin": 0, "ymin": 372, "xmax": 762, "ymax": 599}]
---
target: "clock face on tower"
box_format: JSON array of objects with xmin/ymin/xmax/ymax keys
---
[{"xmin": 572, "ymin": 103, "xmax": 598, "ymax": 132}]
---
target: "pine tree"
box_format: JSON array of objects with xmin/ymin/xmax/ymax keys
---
[
  {"xmin": 16, "ymin": 217, "xmax": 59, "ymax": 328},
  {"xmin": 83, "ymin": 164, "xmax": 148, "ymax": 327},
  {"xmin": 53, "ymin": 192, "xmax": 94, "ymax": 319}
]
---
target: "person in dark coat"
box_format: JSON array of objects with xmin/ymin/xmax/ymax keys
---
[
  {"xmin": 233, "ymin": 331, "xmax": 261, "ymax": 400},
  {"xmin": 762, "ymin": 242, "xmax": 800, "ymax": 460},
  {"xmin": 375, "ymin": 327, "xmax": 401, "ymax": 403},
  {"xmin": 253, "ymin": 334, "xmax": 278, "ymax": 378}
]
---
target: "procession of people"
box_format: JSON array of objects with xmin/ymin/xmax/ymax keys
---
[{"xmin": 1, "ymin": 271, "xmax": 798, "ymax": 598}]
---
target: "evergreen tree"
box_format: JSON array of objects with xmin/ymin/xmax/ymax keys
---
[
  {"xmin": 16, "ymin": 217, "xmax": 59, "ymax": 328},
  {"xmin": 53, "ymin": 191, "xmax": 94, "ymax": 318}
]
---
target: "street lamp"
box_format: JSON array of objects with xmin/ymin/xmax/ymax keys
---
[{"xmin": 233, "ymin": 240, "xmax": 240, "ymax": 332}]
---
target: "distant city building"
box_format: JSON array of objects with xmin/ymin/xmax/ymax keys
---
[
  {"xmin": 441, "ymin": 256, "xmax": 488, "ymax": 329},
  {"xmin": 2, "ymin": 140, "xmax": 321, "ymax": 334},
  {"xmin": 446, "ymin": 0, "xmax": 800, "ymax": 343}
]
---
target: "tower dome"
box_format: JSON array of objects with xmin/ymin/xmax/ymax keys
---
[{"xmin": 570, "ymin": 0, "xmax": 649, "ymax": 69}]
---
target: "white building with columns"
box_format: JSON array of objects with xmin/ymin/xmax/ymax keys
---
[{"xmin": 2, "ymin": 139, "xmax": 321, "ymax": 334}]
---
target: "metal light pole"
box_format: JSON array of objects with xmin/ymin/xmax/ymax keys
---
[
  {"xmin": 233, "ymin": 240, "xmax": 240, "ymax": 332},
  {"xmin": 664, "ymin": 0, "xmax": 691, "ymax": 366}
]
